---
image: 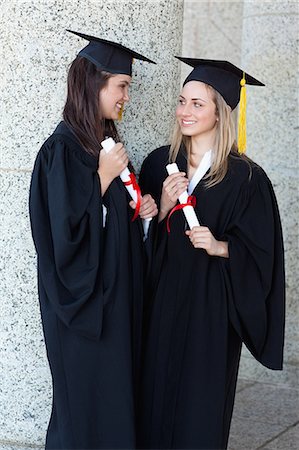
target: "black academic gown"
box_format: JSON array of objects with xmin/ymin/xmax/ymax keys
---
[
  {"xmin": 29, "ymin": 122, "xmax": 144, "ymax": 449},
  {"xmin": 137, "ymin": 146, "xmax": 285, "ymax": 450}
]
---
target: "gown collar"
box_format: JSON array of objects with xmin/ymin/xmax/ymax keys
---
[
  {"xmin": 54, "ymin": 121, "xmax": 79, "ymax": 143},
  {"xmin": 188, "ymin": 149, "xmax": 213, "ymax": 194},
  {"xmin": 53, "ymin": 121, "xmax": 98, "ymax": 170}
]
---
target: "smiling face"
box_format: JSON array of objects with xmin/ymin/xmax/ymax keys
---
[
  {"xmin": 99, "ymin": 74, "xmax": 132, "ymax": 120},
  {"xmin": 176, "ymin": 80, "xmax": 218, "ymax": 141}
]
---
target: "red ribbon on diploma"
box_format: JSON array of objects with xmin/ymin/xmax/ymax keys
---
[
  {"xmin": 167, "ymin": 195, "xmax": 197, "ymax": 233},
  {"xmin": 124, "ymin": 173, "xmax": 142, "ymax": 221}
]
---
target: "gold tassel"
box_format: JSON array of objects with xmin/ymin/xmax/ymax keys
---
[
  {"xmin": 118, "ymin": 103, "xmax": 124, "ymax": 121},
  {"xmin": 238, "ymin": 73, "xmax": 246, "ymax": 154}
]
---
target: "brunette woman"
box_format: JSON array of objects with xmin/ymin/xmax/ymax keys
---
[{"xmin": 29, "ymin": 30, "xmax": 157, "ymax": 449}]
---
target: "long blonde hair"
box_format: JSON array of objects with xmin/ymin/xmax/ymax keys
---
[{"xmin": 169, "ymin": 84, "xmax": 239, "ymax": 188}]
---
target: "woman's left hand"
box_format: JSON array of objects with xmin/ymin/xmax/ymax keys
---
[
  {"xmin": 129, "ymin": 194, "xmax": 158, "ymax": 219},
  {"xmin": 186, "ymin": 226, "xmax": 229, "ymax": 258}
]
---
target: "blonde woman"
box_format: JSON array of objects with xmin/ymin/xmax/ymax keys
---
[{"xmin": 137, "ymin": 59, "xmax": 285, "ymax": 450}]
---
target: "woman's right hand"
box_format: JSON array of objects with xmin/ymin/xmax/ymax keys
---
[
  {"xmin": 159, "ymin": 172, "xmax": 189, "ymax": 222},
  {"xmin": 98, "ymin": 142, "xmax": 129, "ymax": 195}
]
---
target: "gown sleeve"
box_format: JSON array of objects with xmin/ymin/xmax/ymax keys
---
[
  {"xmin": 220, "ymin": 166, "xmax": 285, "ymax": 369},
  {"xmin": 139, "ymin": 149, "xmax": 171, "ymax": 248},
  {"xmin": 139, "ymin": 149, "xmax": 170, "ymax": 303},
  {"xmin": 29, "ymin": 138, "xmax": 105, "ymax": 340},
  {"xmin": 139, "ymin": 152, "xmax": 163, "ymax": 208}
]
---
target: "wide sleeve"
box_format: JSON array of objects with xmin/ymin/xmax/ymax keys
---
[
  {"xmin": 220, "ymin": 167, "xmax": 285, "ymax": 369},
  {"xmin": 139, "ymin": 149, "xmax": 171, "ymax": 245},
  {"xmin": 139, "ymin": 147, "xmax": 170, "ymax": 233},
  {"xmin": 139, "ymin": 152, "xmax": 164, "ymax": 208},
  {"xmin": 29, "ymin": 138, "xmax": 105, "ymax": 340}
]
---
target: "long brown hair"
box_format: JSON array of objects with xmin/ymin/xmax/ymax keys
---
[
  {"xmin": 63, "ymin": 57, "xmax": 120, "ymax": 157},
  {"xmin": 169, "ymin": 84, "xmax": 246, "ymax": 188}
]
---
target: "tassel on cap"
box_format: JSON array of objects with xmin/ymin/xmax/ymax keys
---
[
  {"xmin": 175, "ymin": 58, "xmax": 264, "ymax": 113},
  {"xmin": 238, "ymin": 72, "xmax": 247, "ymax": 154},
  {"xmin": 175, "ymin": 59, "xmax": 265, "ymax": 153},
  {"xmin": 118, "ymin": 103, "xmax": 124, "ymax": 121}
]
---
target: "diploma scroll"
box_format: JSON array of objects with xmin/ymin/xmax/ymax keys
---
[
  {"xmin": 101, "ymin": 138, "xmax": 138, "ymax": 201},
  {"xmin": 101, "ymin": 137, "xmax": 152, "ymax": 236},
  {"xmin": 166, "ymin": 163, "xmax": 200, "ymax": 229}
]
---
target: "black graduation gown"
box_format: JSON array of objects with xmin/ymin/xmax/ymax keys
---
[
  {"xmin": 137, "ymin": 146, "xmax": 285, "ymax": 450},
  {"xmin": 29, "ymin": 121, "xmax": 144, "ymax": 449}
]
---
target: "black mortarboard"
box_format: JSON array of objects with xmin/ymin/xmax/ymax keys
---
[
  {"xmin": 175, "ymin": 57, "xmax": 265, "ymax": 153},
  {"xmin": 67, "ymin": 30, "xmax": 156, "ymax": 76},
  {"xmin": 175, "ymin": 57, "xmax": 264, "ymax": 110}
]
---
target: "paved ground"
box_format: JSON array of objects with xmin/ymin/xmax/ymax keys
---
[
  {"xmin": 228, "ymin": 379, "xmax": 299, "ymax": 450},
  {"xmin": 1, "ymin": 378, "xmax": 298, "ymax": 449}
]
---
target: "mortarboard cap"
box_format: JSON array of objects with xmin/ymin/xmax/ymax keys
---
[
  {"xmin": 175, "ymin": 57, "xmax": 264, "ymax": 110},
  {"xmin": 175, "ymin": 57, "xmax": 265, "ymax": 153},
  {"xmin": 67, "ymin": 30, "xmax": 156, "ymax": 76}
]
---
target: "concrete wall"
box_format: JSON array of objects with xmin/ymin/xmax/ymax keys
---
[
  {"xmin": 0, "ymin": 1, "xmax": 184, "ymax": 447},
  {"xmin": 182, "ymin": 0, "xmax": 299, "ymax": 387}
]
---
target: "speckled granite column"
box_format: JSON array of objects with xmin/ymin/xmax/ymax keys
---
[
  {"xmin": 181, "ymin": 1, "xmax": 298, "ymax": 388},
  {"xmin": 181, "ymin": 0, "xmax": 244, "ymax": 82},
  {"xmin": 0, "ymin": 0, "xmax": 183, "ymax": 447},
  {"xmin": 237, "ymin": 0, "xmax": 299, "ymax": 387}
]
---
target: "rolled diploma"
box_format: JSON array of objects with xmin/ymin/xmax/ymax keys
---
[
  {"xmin": 166, "ymin": 163, "xmax": 200, "ymax": 229},
  {"xmin": 101, "ymin": 138, "xmax": 152, "ymax": 236}
]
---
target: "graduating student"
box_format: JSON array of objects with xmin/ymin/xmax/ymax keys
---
[
  {"xmin": 138, "ymin": 58, "xmax": 285, "ymax": 449},
  {"xmin": 29, "ymin": 30, "xmax": 157, "ymax": 449}
]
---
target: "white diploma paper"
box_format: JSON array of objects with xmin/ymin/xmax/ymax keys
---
[
  {"xmin": 166, "ymin": 163, "xmax": 200, "ymax": 229},
  {"xmin": 101, "ymin": 137, "xmax": 152, "ymax": 237},
  {"xmin": 101, "ymin": 138, "xmax": 138, "ymax": 201}
]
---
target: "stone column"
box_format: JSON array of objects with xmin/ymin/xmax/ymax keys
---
[
  {"xmin": 181, "ymin": 0, "xmax": 244, "ymax": 82},
  {"xmin": 0, "ymin": 0, "xmax": 184, "ymax": 447},
  {"xmin": 182, "ymin": 0, "xmax": 298, "ymax": 388},
  {"xmin": 238, "ymin": 0, "xmax": 299, "ymax": 387}
]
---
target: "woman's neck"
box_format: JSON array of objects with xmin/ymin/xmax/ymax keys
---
[
  {"xmin": 189, "ymin": 134, "xmax": 214, "ymax": 168},
  {"xmin": 191, "ymin": 133, "xmax": 215, "ymax": 156}
]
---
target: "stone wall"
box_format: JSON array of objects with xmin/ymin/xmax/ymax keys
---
[{"xmin": 238, "ymin": 0, "xmax": 299, "ymax": 387}]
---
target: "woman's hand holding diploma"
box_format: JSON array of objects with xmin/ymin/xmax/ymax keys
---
[
  {"xmin": 159, "ymin": 172, "xmax": 189, "ymax": 222},
  {"xmin": 164, "ymin": 163, "xmax": 200, "ymax": 230},
  {"xmin": 98, "ymin": 142, "xmax": 129, "ymax": 195},
  {"xmin": 130, "ymin": 194, "xmax": 158, "ymax": 220},
  {"xmin": 101, "ymin": 137, "xmax": 157, "ymax": 236},
  {"xmin": 186, "ymin": 227, "xmax": 229, "ymax": 257}
]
